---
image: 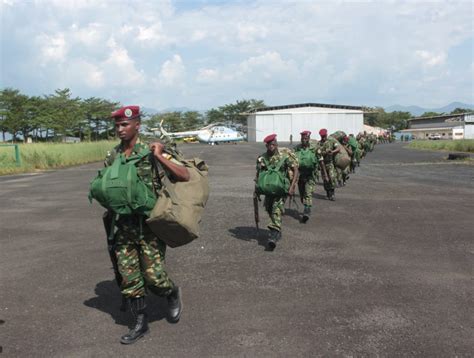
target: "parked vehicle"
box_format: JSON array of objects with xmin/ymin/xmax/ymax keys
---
[{"xmin": 428, "ymin": 133, "xmax": 442, "ymax": 140}]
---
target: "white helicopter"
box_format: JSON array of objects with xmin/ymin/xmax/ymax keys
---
[{"xmin": 153, "ymin": 121, "xmax": 246, "ymax": 145}]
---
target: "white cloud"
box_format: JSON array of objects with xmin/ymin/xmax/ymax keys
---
[
  {"xmin": 196, "ymin": 68, "xmax": 218, "ymax": 83},
  {"xmin": 238, "ymin": 51, "xmax": 297, "ymax": 79},
  {"xmin": 71, "ymin": 22, "xmax": 105, "ymax": 47},
  {"xmin": 158, "ymin": 54, "xmax": 185, "ymax": 86},
  {"xmin": 415, "ymin": 50, "xmax": 447, "ymax": 67},
  {"xmin": 236, "ymin": 23, "xmax": 268, "ymax": 42},
  {"xmin": 137, "ymin": 22, "xmax": 173, "ymax": 45},
  {"xmin": 103, "ymin": 37, "xmax": 146, "ymax": 87},
  {"xmin": 37, "ymin": 33, "xmax": 68, "ymax": 65}
]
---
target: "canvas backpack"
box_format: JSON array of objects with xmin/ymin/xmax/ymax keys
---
[
  {"xmin": 89, "ymin": 148, "xmax": 156, "ymax": 216},
  {"xmin": 255, "ymin": 156, "xmax": 290, "ymax": 196},
  {"xmin": 296, "ymin": 147, "xmax": 317, "ymax": 171}
]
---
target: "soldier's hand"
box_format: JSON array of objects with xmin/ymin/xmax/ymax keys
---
[
  {"xmin": 288, "ymin": 185, "xmax": 296, "ymax": 196},
  {"xmin": 150, "ymin": 142, "xmax": 164, "ymax": 157}
]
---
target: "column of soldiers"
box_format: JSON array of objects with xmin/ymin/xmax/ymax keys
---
[{"xmin": 255, "ymin": 129, "xmax": 379, "ymax": 251}]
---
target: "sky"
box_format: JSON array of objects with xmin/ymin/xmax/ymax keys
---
[{"xmin": 1, "ymin": 0, "xmax": 473, "ymax": 111}]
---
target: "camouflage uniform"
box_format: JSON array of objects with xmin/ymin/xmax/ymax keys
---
[
  {"xmin": 256, "ymin": 149, "xmax": 298, "ymax": 232},
  {"xmin": 293, "ymin": 142, "xmax": 319, "ymax": 207},
  {"xmin": 317, "ymin": 137, "xmax": 339, "ymax": 193},
  {"xmin": 105, "ymin": 140, "xmax": 176, "ymax": 299}
]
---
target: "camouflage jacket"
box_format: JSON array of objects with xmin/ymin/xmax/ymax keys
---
[
  {"xmin": 317, "ymin": 137, "xmax": 340, "ymax": 163},
  {"xmin": 256, "ymin": 148, "xmax": 298, "ymax": 181}
]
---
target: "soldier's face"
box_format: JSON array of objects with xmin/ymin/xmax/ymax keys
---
[
  {"xmin": 115, "ymin": 118, "xmax": 140, "ymax": 141},
  {"xmin": 301, "ymin": 135, "xmax": 310, "ymax": 144},
  {"xmin": 266, "ymin": 140, "xmax": 278, "ymax": 154},
  {"xmin": 320, "ymin": 135, "xmax": 327, "ymax": 143}
]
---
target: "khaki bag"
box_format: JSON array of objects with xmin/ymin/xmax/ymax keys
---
[
  {"xmin": 334, "ymin": 144, "xmax": 351, "ymax": 170},
  {"xmin": 146, "ymin": 158, "xmax": 209, "ymax": 248}
]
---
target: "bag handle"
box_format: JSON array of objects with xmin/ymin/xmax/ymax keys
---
[{"xmin": 151, "ymin": 155, "xmax": 180, "ymax": 203}]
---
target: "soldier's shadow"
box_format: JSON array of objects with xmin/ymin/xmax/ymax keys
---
[
  {"xmin": 83, "ymin": 279, "xmax": 167, "ymax": 326},
  {"xmin": 284, "ymin": 207, "xmax": 301, "ymax": 221},
  {"xmin": 312, "ymin": 192, "xmax": 328, "ymax": 200},
  {"xmin": 228, "ymin": 226, "xmax": 268, "ymax": 249}
]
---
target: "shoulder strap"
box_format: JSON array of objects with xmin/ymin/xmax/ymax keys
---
[
  {"xmin": 126, "ymin": 147, "xmax": 151, "ymax": 165},
  {"xmin": 273, "ymin": 156, "xmax": 287, "ymax": 172}
]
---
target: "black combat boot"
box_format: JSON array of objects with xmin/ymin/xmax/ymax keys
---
[
  {"xmin": 267, "ymin": 229, "xmax": 281, "ymax": 250},
  {"xmin": 329, "ymin": 190, "xmax": 336, "ymax": 201},
  {"xmin": 120, "ymin": 296, "xmax": 149, "ymax": 345},
  {"xmin": 301, "ymin": 206, "xmax": 311, "ymax": 223},
  {"xmin": 167, "ymin": 286, "xmax": 182, "ymax": 323}
]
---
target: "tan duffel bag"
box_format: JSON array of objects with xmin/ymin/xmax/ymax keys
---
[
  {"xmin": 147, "ymin": 158, "xmax": 209, "ymax": 248},
  {"xmin": 334, "ymin": 144, "xmax": 351, "ymax": 170}
]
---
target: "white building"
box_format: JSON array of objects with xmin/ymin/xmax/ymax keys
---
[
  {"xmin": 464, "ymin": 114, "xmax": 474, "ymax": 139},
  {"xmin": 400, "ymin": 112, "xmax": 474, "ymax": 140},
  {"xmin": 246, "ymin": 103, "xmax": 364, "ymax": 142}
]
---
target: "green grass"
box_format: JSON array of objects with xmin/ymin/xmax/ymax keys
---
[
  {"xmin": 0, "ymin": 141, "xmax": 118, "ymax": 176},
  {"xmin": 407, "ymin": 139, "xmax": 474, "ymax": 153}
]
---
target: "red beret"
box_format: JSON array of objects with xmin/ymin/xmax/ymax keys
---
[
  {"xmin": 263, "ymin": 133, "xmax": 277, "ymax": 143},
  {"xmin": 111, "ymin": 105, "xmax": 140, "ymax": 120},
  {"xmin": 319, "ymin": 128, "xmax": 328, "ymax": 136},
  {"xmin": 300, "ymin": 130, "xmax": 311, "ymax": 136}
]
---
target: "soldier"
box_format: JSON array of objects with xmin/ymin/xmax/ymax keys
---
[
  {"xmin": 317, "ymin": 128, "xmax": 340, "ymax": 201},
  {"xmin": 293, "ymin": 130, "xmax": 321, "ymax": 222},
  {"xmin": 255, "ymin": 134, "xmax": 299, "ymax": 250},
  {"xmin": 105, "ymin": 106, "xmax": 190, "ymax": 344}
]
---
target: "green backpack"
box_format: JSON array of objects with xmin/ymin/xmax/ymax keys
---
[
  {"xmin": 256, "ymin": 156, "xmax": 290, "ymax": 196},
  {"xmin": 296, "ymin": 147, "xmax": 317, "ymax": 171},
  {"xmin": 89, "ymin": 148, "xmax": 157, "ymax": 216}
]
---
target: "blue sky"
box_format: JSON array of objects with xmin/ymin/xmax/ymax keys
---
[{"xmin": 1, "ymin": 0, "xmax": 473, "ymax": 110}]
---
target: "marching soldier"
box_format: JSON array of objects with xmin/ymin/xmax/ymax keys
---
[
  {"xmin": 317, "ymin": 128, "xmax": 340, "ymax": 201},
  {"xmin": 255, "ymin": 134, "xmax": 299, "ymax": 250},
  {"xmin": 293, "ymin": 130, "xmax": 321, "ymax": 223},
  {"xmin": 102, "ymin": 106, "xmax": 190, "ymax": 344}
]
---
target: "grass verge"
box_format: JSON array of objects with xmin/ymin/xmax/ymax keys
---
[
  {"xmin": 0, "ymin": 141, "xmax": 118, "ymax": 176},
  {"xmin": 407, "ymin": 139, "xmax": 474, "ymax": 153}
]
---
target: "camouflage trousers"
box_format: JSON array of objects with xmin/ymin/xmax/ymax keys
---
[
  {"xmin": 336, "ymin": 166, "xmax": 350, "ymax": 183},
  {"xmin": 323, "ymin": 162, "xmax": 337, "ymax": 190},
  {"xmin": 114, "ymin": 216, "xmax": 175, "ymax": 298},
  {"xmin": 264, "ymin": 195, "xmax": 285, "ymax": 232},
  {"xmin": 298, "ymin": 174, "xmax": 315, "ymax": 207}
]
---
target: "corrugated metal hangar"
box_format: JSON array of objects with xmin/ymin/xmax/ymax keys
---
[{"xmin": 246, "ymin": 103, "xmax": 364, "ymax": 142}]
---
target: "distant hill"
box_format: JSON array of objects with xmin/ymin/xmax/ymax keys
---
[{"xmin": 385, "ymin": 102, "xmax": 474, "ymax": 116}]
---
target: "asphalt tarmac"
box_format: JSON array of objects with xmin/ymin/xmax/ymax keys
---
[{"xmin": 0, "ymin": 142, "xmax": 473, "ymax": 357}]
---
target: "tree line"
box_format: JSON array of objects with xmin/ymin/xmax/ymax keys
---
[
  {"xmin": 362, "ymin": 106, "xmax": 473, "ymax": 131},
  {"xmin": 2, "ymin": 87, "xmax": 471, "ymax": 142},
  {"xmin": 0, "ymin": 87, "xmax": 266, "ymax": 142}
]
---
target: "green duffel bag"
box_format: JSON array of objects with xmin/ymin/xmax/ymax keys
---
[
  {"xmin": 334, "ymin": 144, "xmax": 351, "ymax": 170},
  {"xmin": 89, "ymin": 148, "xmax": 156, "ymax": 216},
  {"xmin": 296, "ymin": 147, "xmax": 317, "ymax": 171},
  {"xmin": 255, "ymin": 156, "xmax": 290, "ymax": 196},
  {"xmin": 146, "ymin": 158, "xmax": 209, "ymax": 248}
]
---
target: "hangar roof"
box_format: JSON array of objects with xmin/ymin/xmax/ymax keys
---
[
  {"xmin": 250, "ymin": 102, "xmax": 363, "ymax": 113},
  {"xmin": 407, "ymin": 113, "xmax": 470, "ymax": 121}
]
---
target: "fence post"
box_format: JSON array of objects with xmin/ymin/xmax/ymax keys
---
[{"xmin": 14, "ymin": 144, "xmax": 21, "ymax": 166}]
